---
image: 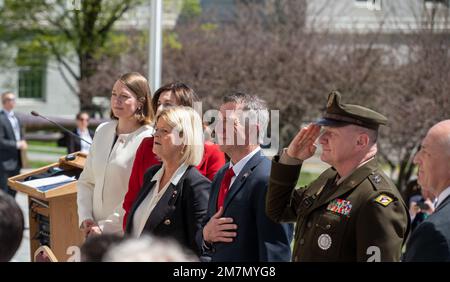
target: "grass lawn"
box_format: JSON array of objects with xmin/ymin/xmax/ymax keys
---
[
  {"xmin": 28, "ymin": 140, "xmax": 59, "ymax": 147},
  {"xmin": 28, "ymin": 160, "xmax": 54, "ymax": 169},
  {"xmin": 28, "ymin": 147, "xmax": 66, "ymax": 155},
  {"xmin": 28, "ymin": 140, "xmax": 66, "ymax": 155}
]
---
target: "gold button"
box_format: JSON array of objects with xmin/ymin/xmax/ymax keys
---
[
  {"xmin": 164, "ymin": 219, "xmax": 171, "ymax": 225},
  {"xmin": 326, "ymin": 224, "xmax": 331, "ymax": 229}
]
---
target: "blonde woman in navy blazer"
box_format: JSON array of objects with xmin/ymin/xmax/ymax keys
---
[{"xmin": 125, "ymin": 106, "xmax": 210, "ymax": 256}]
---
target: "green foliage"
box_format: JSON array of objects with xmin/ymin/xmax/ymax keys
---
[
  {"xmin": 178, "ymin": 0, "xmax": 201, "ymax": 22},
  {"xmin": 200, "ymin": 23, "xmax": 218, "ymax": 32},
  {"xmin": 182, "ymin": 0, "xmax": 202, "ymax": 17},
  {"xmin": 164, "ymin": 31, "xmax": 182, "ymax": 50},
  {"xmin": 100, "ymin": 32, "xmax": 133, "ymax": 58},
  {"xmin": 0, "ymin": 0, "xmax": 146, "ymax": 107}
]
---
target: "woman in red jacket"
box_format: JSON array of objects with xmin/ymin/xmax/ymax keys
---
[{"xmin": 123, "ymin": 82, "xmax": 225, "ymax": 228}]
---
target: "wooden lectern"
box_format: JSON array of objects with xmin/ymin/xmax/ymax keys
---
[{"xmin": 8, "ymin": 152, "xmax": 86, "ymax": 262}]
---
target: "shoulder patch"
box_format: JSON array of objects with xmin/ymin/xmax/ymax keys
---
[{"xmin": 374, "ymin": 194, "xmax": 394, "ymax": 207}]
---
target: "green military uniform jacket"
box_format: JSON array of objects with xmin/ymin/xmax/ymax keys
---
[{"xmin": 266, "ymin": 157, "xmax": 410, "ymax": 262}]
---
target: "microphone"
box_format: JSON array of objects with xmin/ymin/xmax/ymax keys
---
[{"xmin": 31, "ymin": 111, "xmax": 92, "ymax": 145}]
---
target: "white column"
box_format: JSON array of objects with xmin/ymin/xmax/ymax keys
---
[{"xmin": 148, "ymin": 0, "xmax": 163, "ymax": 92}]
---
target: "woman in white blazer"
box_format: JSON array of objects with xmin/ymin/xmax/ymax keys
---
[{"xmin": 77, "ymin": 72, "xmax": 155, "ymax": 238}]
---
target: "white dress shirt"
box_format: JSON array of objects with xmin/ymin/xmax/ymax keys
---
[
  {"xmin": 227, "ymin": 147, "xmax": 261, "ymax": 188},
  {"xmin": 76, "ymin": 128, "xmax": 93, "ymax": 154},
  {"xmin": 435, "ymin": 186, "xmax": 450, "ymax": 209},
  {"xmin": 4, "ymin": 110, "xmax": 21, "ymax": 143},
  {"xmin": 132, "ymin": 163, "xmax": 189, "ymax": 237}
]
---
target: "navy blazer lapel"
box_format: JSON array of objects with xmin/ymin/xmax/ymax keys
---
[
  {"xmin": 222, "ymin": 151, "xmax": 264, "ymax": 211},
  {"xmin": 126, "ymin": 178, "xmax": 157, "ymax": 234},
  {"xmin": 0, "ymin": 111, "xmax": 16, "ymax": 141},
  {"xmin": 142, "ymin": 167, "xmax": 191, "ymax": 232},
  {"xmin": 142, "ymin": 183, "xmax": 178, "ymax": 232}
]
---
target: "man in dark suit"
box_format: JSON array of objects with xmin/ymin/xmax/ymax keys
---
[
  {"xmin": 0, "ymin": 92, "xmax": 27, "ymax": 198},
  {"xmin": 199, "ymin": 93, "xmax": 293, "ymax": 262},
  {"xmin": 404, "ymin": 120, "xmax": 450, "ymax": 261}
]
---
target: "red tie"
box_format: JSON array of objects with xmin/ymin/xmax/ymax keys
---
[{"xmin": 217, "ymin": 167, "xmax": 235, "ymax": 210}]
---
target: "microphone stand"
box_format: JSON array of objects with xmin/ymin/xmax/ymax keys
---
[{"xmin": 30, "ymin": 111, "xmax": 92, "ymax": 145}]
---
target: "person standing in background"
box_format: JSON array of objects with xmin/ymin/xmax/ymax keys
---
[
  {"xmin": 0, "ymin": 92, "xmax": 27, "ymax": 198},
  {"xmin": 58, "ymin": 111, "xmax": 94, "ymax": 154},
  {"xmin": 404, "ymin": 120, "xmax": 450, "ymax": 261}
]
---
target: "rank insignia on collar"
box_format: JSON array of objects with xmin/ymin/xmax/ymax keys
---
[
  {"xmin": 373, "ymin": 174, "xmax": 381, "ymax": 184},
  {"xmin": 326, "ymin": 199, "xmax": 352, "ymax": 217},
  {"xmin": 374, "ymin": 194, "xmax": 394, "ymax": 207}
]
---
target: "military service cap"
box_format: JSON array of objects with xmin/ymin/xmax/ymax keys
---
[{"xmin": 316, "ymin": 91, "xmax": 388, "ymax": 130}]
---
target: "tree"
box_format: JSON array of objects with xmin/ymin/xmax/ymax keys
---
[
  {"xmin": 0, "ymin": 0, "xmax": 145, "ymax": 113},
  {"xmin": 161, "ymin": 0, "xmax": 450, "ymax": 192},
  {"xmin": 376, "ymin": 2, "xmax": 450, "ymax": 191}
]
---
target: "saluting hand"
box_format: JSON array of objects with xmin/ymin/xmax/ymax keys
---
[
  {"xmin": 286, "ymin": 123, "xmax": 321, "ymax": 161},
  {"xmin": 203, "ymin": 206, "xmax": 238, "ymax": 244}
]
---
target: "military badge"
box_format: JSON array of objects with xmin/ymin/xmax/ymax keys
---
[
  {"xmin": 326, "ymin": 199, "xmax": 352, "ymax": 217},
  {"xmin": 374, "ymin": 194, "xmax": 394, "ymax": 207},
  {"xmin": 373, "ymin": 174, "xmax": 381, "ymax": 184},
  {"xmin": 318, "ymin": 234, "xmax": 332, "ymax": 250}
]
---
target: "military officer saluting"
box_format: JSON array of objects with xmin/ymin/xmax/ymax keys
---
[{"xmin": 266, "ymin": 91, "xmax": 410, "ymax": 262}]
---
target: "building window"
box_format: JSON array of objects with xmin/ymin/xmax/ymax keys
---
[
  {"xmin": 354, "ymin": 0, "xmax": 382, "ymax": 10},
  {"xmin": 18, "ymin": 65, "xmax": 46, "ymax": 100},
  {"xmin": 424, "ymin": 0, "xmax": 449, "ymax": 7}
]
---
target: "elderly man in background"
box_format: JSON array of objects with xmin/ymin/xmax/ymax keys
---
[{"xmin": 403, "ymin": 120, "xmax": 450, "ymax": 262}]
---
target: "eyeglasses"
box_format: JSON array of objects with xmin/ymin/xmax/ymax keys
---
[
  {"xmin": 154, "ymin": 127, "xmax": 172, "ymax": 136},
  {"xmin": 3, "ymin": 98, "xmax": 15, "ymax": 102}
]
